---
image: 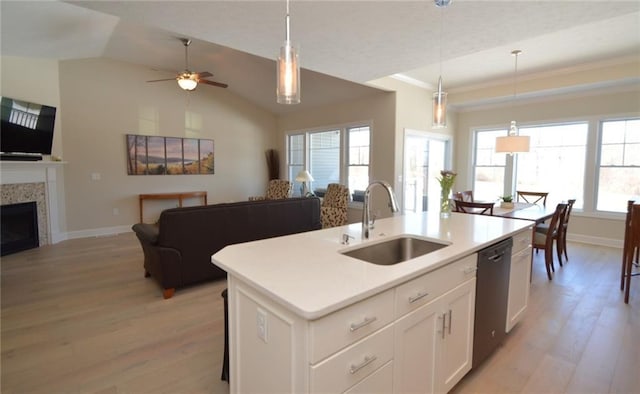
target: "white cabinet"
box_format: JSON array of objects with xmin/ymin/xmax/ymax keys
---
[
  {"xmin": 394, "ymin": 278, "xmax": 475, "ymax": 394},
  {"xmin": 506, "ymin": 229, "xmax": 533, "ymax": 332},
  {"xmin": 228, "ymin": 254, "xmax": 477, "ymax": 394}
]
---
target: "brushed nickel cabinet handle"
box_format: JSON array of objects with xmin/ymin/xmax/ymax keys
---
[
  {"xmin": 408, "ymin": 291, "xmax": 429, "ymax": 304},
  {"xmin": 349, "ymin": 355, "xmax": 377, "ymax": 374},
  {"xmin": 349, "ymin": 316, "xmax": 377, "ymax": 332}
]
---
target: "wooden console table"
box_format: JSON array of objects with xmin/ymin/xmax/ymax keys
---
[{"xmin": 139, "ymin": 191, "xmax": 207, "ymax": 223}]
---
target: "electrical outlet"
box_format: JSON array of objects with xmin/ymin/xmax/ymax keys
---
[
  {"xmin": 112, "ymin": 208, "xmax": 120, "ymax": 215},
  {"xmin": 91, "ymin": 172, "xmax": 101, "ymax": 181},
  {"xmin": 256, "ymin": 308, "xmax": 268, "ymax": 343}
]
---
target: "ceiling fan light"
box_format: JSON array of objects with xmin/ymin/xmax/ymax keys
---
[
  {"xmin": 177, "ymin": 73, "xmax": 197, "ymax": 91},
  {"xmin": 277, "ymin": 41, "xmax": 300, "ymax": 104}
]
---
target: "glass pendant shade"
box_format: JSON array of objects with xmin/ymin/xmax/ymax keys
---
[
  {"xmin": 432, "ymin": 86, "xmax": 448, "ymax": 128},
  {"xmin": 277, "ymin": 41, "xmax": 300, "ymax": 104},
  {"xmin": 432, "ymin": 91, "xmax": 447, "ymax": 128},
  {"xmin": 177, "ymin": 73, "xmax": 197, "ymax": 91}
]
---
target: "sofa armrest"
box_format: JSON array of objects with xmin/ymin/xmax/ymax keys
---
[{"xmin": 132, "ymin": 223, "xmax": 159, "ymax": 245}]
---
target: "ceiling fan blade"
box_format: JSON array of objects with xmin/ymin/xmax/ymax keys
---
[
  {"xmin": 196, "ymin": 71, "xmax": 213, "ymax": 78},
  {"xmin": 147, "ymin": 78, "xmax": 177, "ymax": 83},
  {"xmin": 200, "ymin": 79, "xmax": 228, "ymax": 89}
]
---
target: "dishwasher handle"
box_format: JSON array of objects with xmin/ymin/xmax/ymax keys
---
[{"xmin": 487, "ymin": 252, "xmax": 505, "ymax": 262}]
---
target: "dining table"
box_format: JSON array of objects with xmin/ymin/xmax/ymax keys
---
[{"xmin": 491, "ymin": 202, "xmax": 557, "ymax": 225}]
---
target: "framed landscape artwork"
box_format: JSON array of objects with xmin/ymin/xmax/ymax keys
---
[{"xmin": 126, "ymin": 134, "xmax": 215, "ymax": 175}]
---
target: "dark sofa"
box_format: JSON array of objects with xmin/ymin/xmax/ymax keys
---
[{"xmin": 132, "ymin": 197, "xmax": 321, "ymax": 298}]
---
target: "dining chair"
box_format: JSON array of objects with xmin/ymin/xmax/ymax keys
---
[
  {"xmin": 623, "ymin": 203, "xmax": 640, "ymax": 303},
  {"xmin": 516, "ymin": 191, "xmax": 549, "ymax": 206},
  {"xmin": 454, "ymin": 200, "xmax": 494, "ymax": 215},
  {"xmin": 453, "ymin": 190, "xmax": 474, "ymax": 202},
  {"xmin": 536, "ymin": 198, "xmax": 576, "ymax": 264},
  {"xmin": 533, "ymin": 202, "xmax": 567, "ymax": 280}
]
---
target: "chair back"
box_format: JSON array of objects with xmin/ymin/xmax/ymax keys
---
[
  {"xmin": 539, "ymin": 203, "xmax": 568, "ymax": 247},
  {"xmin": 454, "ymin": 200, "xmax": 494, "ymax": 215},
  {"xmin": 265, "ymin": 179, "xmax": 293, "ymax": 200},
  {"xmin": 321, "ymin": 183, "xmax": 350, "ymax": 228},
  {"xmin": 322, "ymin": 183, "xmax": 350, "ymax": 209},
  {"xmin": 453, "ymin": 190, "xmax": 474, "ymax": 202},
  {"xmin": 563, "ymin": 199, "xmax": 576, "ymax": 228},
  {"xmin": 517, "ymin": 191, "xmax": 549, "ymax": 206}
]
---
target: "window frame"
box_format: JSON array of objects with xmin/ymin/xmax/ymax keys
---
[
  {"xmin": 285, "ymin": 121, "xmax": 372, "ymax": 201},
  {"xmin": 594, "ymin": 116, "xmax": 640, "ymax": 213}
]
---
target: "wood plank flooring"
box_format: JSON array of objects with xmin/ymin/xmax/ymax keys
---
[{"xmin": 1, "ymin": 233, "xmax": 638, "ymax": 393}]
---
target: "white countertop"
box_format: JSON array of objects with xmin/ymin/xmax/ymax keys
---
[{"xmin": 212, "ymin": 211, "xmax": 532, "ymax": 320}]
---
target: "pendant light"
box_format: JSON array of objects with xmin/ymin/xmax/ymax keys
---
[
  {"xmin": 495, "ymin": 50, "xmax": 530, "ymax": 154},
  {"xmin": 432, "ymin": 0, "xmax": 451, "ymax": 128},
  {"xmin": 277, "ymin": 0, "xmax": 300, "ymax": 104}
]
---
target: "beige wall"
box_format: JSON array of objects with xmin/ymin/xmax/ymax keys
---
[
  {"xmin": 369, "ymin": 77, "xmax": 456, "ymax": 210},
  {"xmin": 454, "ymin": 86, "xmax": 640, "ymax": 245},
  {"xmin": 277, "ymin": 91, "xmax": 397, "ymax": 219},
  {"xmin": 1, "ymin": 56, "xmax": 68, "ymax": 233},
  {"xmin": 56, "ymin": 57, "xmax": 277, "ymax": 235}
]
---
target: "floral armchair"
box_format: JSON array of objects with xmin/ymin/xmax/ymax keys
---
[
  {"xmin": 249, "ymin": 179, "xmax": 293, "ymax": 201},
  {"xmin": 321, "ymin": 183, "xmax": 350, "ymax": 228}
]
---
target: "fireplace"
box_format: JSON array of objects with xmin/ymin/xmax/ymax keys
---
[{"xmin": 1, "ymin": 201, "xmax": 39, "ymax": 256}]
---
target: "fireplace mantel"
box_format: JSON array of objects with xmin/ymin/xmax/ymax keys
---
[{"xmin": 1, "ymin": 160, "xmax": 67, "ymax": 244}]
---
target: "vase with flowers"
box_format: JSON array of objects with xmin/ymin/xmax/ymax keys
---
[{"xmin": 437, "ymin": 170, "xmax": 457, "ymax": 218}]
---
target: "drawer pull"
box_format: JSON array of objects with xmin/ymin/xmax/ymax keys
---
[
  {"xmin": 463, "ymin": 266, "xmax": 477, "ymax": 274},
  {"xmin": 349, "ymin": 316, "xmax": 377, "ymax": 332},
  {"xmin": 349, "ymin": 355, "xmax": 377, "ymax": 374},
  {"xmin": 408, "ymin": 291, "xmax": 430, "ymax": 304}
]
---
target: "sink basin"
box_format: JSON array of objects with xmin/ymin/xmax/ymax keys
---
[{"xmin": 341, "ymin": 236, "xmax": 449, "ymax": 265}]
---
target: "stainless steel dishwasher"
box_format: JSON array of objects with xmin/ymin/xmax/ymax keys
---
[{"xmin": 472, "ymin": 237, "xmax": 512, "ymax": 369}]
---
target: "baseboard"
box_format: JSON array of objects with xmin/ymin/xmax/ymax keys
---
[
  {"xmin": 567, "ymin": 233, "xmax": 623, "ymax": 249},
  {"xmin": 66, "ymin": 225, "xmax": 133, "ymax": 240}
]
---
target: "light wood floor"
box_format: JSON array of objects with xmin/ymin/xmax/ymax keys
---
[{"xmin": 1, "ymin": 233, "xmax": 638, "ymax": 393}]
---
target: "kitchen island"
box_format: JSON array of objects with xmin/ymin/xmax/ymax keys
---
[{"xmin": 212, "ymin": 210, "xmax": 533, "ymax": 393}]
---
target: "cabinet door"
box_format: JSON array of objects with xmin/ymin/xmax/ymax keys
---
[
  {"xmin": 506, "ymin": 246, "xmax": 532, "ymax": 332},
  {"xmin": 439, "ymin": 278, "xmax": 476, "ymax": 394},
  {"xmin": 393, "ymin": 298, "xmax": 441, "ymax": 394}
]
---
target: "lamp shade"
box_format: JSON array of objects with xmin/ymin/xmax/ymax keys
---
[
  {"xmin": 277, "ymin": 41, "xmax": 300, "ymax": 104},
  {"xmin": 495, "ymin": 135, "xmax": 530, "ymax": 153},
  {"xmin": 177, "ymin": 74, "xmax": 197, "ymax": 91},
  {"xmin": 295, "ymin": 170, "xmax": 314, "ymax": 182},
  {"xmin": 432, "ymin": 90, "xmax": 448, "ymax": 128}
]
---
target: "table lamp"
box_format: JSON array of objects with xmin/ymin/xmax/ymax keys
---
[{"xmin": 295, "ymin": 170, "xmax": 314, "ymax": 196}]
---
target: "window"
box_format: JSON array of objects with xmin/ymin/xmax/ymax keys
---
[
  {"xmin": 517, "ymin": 123, "xmax": 588, "ymax": 209},
  {"xmin": 286, "ymin": 124, "xmax": 370, "ymax": 199},
  {"xmin": 473, "ymin": 130, "xmax": 507, "ymax": 201},
  {"xmin": 596, "ymin": 118, "xmax": 640, "ymax": 212},
  {"xmin": 473, "ymin": 122, "xmax": 588, "ymax": 208}
]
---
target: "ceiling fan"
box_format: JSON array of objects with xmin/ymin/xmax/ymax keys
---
[{"xmin": 147, "ymin": 38, "xmax": 228, "ymax": 91}]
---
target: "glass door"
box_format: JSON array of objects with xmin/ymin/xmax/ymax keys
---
[{"xmin": 403, "ymin": 130, "xmax": 451, "ymax": 214}]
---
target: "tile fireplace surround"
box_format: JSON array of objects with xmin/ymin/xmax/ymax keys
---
[{"xmin": 0, "ymin": 161, "xmax": 66, "ymax": 245}]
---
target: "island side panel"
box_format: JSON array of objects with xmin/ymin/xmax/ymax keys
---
[{"xmin": 229, "ymin": 275, "xmax": 310, "ymax": 393}]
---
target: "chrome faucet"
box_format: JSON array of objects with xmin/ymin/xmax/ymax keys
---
[{"xmin": 362, "ymin": 180, "xmax": 399, "ymax": 239}]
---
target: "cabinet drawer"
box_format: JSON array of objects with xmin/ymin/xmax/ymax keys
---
[
  {"xmin": 512, "ymin": 229, "xmax": 532, "ymax": 254},
  {"xmin": 395, "ymin": 254, "xmax": 477, "ymax": 318},
  {"xmin": 343, "ymin": 360, "xmax": 393, "ymax": 394},
  {"xmin": 310, "ymin": 288, "xmax": 394, "ymax": 363},
  {"xmin": 310, "ymin": 324, "xmax": 394, "ymax": 394}
]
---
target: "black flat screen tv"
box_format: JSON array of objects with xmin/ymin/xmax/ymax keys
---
[{"xmin": 1, "ymin": 96, "xmax": 56, "ymax": 158}]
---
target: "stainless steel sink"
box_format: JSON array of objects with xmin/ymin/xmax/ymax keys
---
[{"xmin": 341, "ymin": 236, "xmax": 449, "ymax": 265}]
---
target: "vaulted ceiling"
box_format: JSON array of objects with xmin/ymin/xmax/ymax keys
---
[{"xmin": 2, "ymin": 1, "xmax": 639, "ymax": 114}]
